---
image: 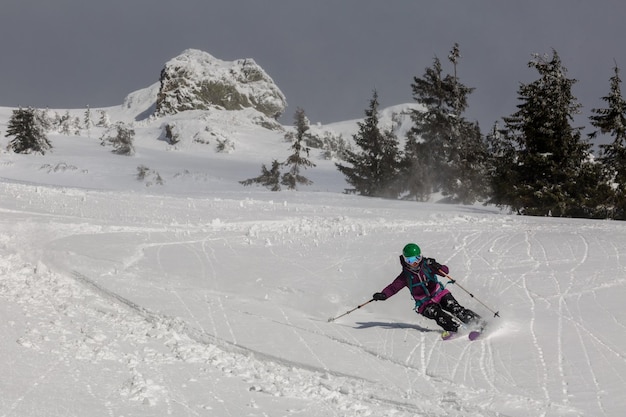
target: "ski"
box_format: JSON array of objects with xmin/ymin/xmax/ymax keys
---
[
  {"xmin": 468, "ymin": 330, "xmax": 482, "ymax": 341},
  {"xmin": 441, "ymin": 322, "xmax": 487, "ymax": 341},
  {"xmin": 441, "ymin": 330, "xmax": 482, "ymax": 341},
  {"xmin": 441, "ymin": 330, "xmax": 457, "ymax": 340},
  {"xmin": 468, "ymin": 321, "xmax": 487, "ymax": 340}
]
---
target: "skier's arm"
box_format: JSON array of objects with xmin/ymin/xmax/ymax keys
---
[{"xmin": 373, "ymin": 275, "xmax": 406, "ymax": 301}]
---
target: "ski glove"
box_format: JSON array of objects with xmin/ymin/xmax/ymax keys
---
[
  {"xmin": 373, "ymin": 292, "xmax": 387, "ymax": 301},
  {"xmin": 426, "ymin": 259, "xmax": 443, "ymax": 272}
]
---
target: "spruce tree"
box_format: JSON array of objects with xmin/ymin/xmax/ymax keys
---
[
  {"xmin": 589, "ymin": 64, "xmax": 626, "ymax": 219},
  {"xmin": 404, "ymin": 45, "xmax": 486, "ymax": 203},
  {"xmin": 35, "ymin": 108, "xmax": 53, "ymax": 132},
  {"xmin": 5, "ymin": 107, "xmax": 52, "ymax": 154},
  {"xmin": 59, "ymin": 111, "xmax": 72, "ymax": 135},
  {"xmin": 83, "ymin": 105, "xmax": 93, "ymax": 129},
  {"xmin": 281, "ymin": 107, "xmax": 316, "ymax": 190},
  {"xmin": 240, "ymin": 160, "xmax": 282, "ymax": 191},
  {"xmin": 495, "ymin": 50, "xmax": 594, "ymax": 217},
  {"xmin": 448, "ymin": 120, "xmax": 490, "ymax": 204},
  {"xmin": 406, "ymin": 58, "xmax": 449, "ymax": 194},
  {"xmin": 336, "ymin": 90, "xmax": 402, "ymax": 198},
  {"xmin": 97, "ymin": 110, "xmax": 110, "ymax": 128},
  {"xmin": 401, "ymin": 135, "xmax": 432, "ymax": 201},
  {"xmin": 84, "ymin": 105, "xmax": 93, "ymax": 137},
  {"xmin": 443, "ymin": 44, "xmax": 489, "ymax": 203},
  {"xmin": 485, "ymin": 122, "xmax": 517, "ymax": 208},
  {"xmin": 403, "ymin": 58, "xmax": 448, "ymax": 200},
  {"xmin": 101, "ymin": 122, "xmax": 135, "ymax": 156},
  {"xmin": 240, "ymin": 108, "xmax": 316, "ymax": 192}
]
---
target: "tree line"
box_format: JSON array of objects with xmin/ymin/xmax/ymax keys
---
[
  {"xmin": 2, "ymin": 106, "xmax": 129, "ymax": 154},
  {"xmin": 330, "ymin": 45, "xmax": 626, "ymax": 220}
]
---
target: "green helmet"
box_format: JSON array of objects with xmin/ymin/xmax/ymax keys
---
[{"xmin": 402, "ymin": 243, "xmax": 421, "ymax": 258}]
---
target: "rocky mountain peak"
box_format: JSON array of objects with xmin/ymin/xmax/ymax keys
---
[{"xmin": 155, "ymin": 49, "xmax": 287, "ymax": 119}]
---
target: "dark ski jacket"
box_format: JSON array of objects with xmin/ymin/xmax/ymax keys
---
[{"xmin": 379, "ymin": 256, "xmax": 450, "ymax": 313}]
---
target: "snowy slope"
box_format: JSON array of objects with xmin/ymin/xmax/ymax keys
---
[{"xmin": 1, "ymin": 99, "xmax": 625, "ymax": 417}]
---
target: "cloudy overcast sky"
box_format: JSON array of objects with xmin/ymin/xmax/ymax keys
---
[{"xmin": 2, "ymin": 0, "xmax": 625, "ymax": 135}]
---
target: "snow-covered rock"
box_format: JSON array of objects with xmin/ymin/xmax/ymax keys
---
[{"xmin": 155, "ymin": 49, "xmax": 287, "ymax": 119}]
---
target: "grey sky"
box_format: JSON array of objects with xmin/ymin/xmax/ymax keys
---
[{"xmin": 2, "ymin": 0, "xmax": 625, "ymax": 138}]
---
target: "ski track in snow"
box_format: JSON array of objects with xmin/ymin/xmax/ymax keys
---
[{"xmin": 1, "ymin": 182, "xmax": 626, "ymax": 416}]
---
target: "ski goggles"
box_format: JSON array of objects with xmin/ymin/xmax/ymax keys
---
[{"xmin": 404, "ymin": 255, "xmax": 422, "ymax": 265}]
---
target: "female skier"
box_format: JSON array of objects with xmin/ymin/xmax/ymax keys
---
[{"xmin": 372, "ymin": 243, "xmax": 482, "ymax": 338}]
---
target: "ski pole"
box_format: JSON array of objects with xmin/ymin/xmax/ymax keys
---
[
  {"xmin": 328, "ymin": 299, "xmax": 374, "ymax": 322},
  {"xmin": 439, "ymin": 270, "xmax": 500, "ymax": 318}
]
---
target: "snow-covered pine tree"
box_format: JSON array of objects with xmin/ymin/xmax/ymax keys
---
[
  {"xmin": 336, "ymin": 90, "xmax": 402, "ymax": 198},
  {"xmin": 448, "ymin": 120, "xmax": 490, "ymax": 204},
  {"xmin": 497, "ymin": 50, "xmax": 594, "ymax": 217},
  {"xmin": 240, "ymin": 160, "xmax": 282, "ymax": 191},
  {"xmin": 59, "ymin": 111, "xmax": 72, "ymax": 135},
  {"xmin": 240, "ymin": 108, "xmax": 315, "ymax": 192},
  {"xmin": 5, "ymin": 107, "xmax": 52, "ymax": 154},
  {"xmin": 442, "ymin": 44, "xmax": 489, "ymax": 203},
  {"xmin": 84, "ymin": 105, "xmax": 93, "ymax": 137},
  {"xmin": 84, "ymin": 105, "xmax": 92, "ymax": 127},
  {"xmin": 281, "ymin": 107, "xmax": 316, "ymax": 190},
  {"xmin": 404, "ymin": 57, "xmax": 449, "ymax": 200},
  {"xmin": 404, "ymin": 45, "xmax": 486, "ymax": 203},
  {"xmin": 101, "ymin": 122, "xmax": 135, "ymax": 156},
  {"xmin": 35, "ymin": 108, "xmax": 53, "ymax": 132},
  {"xmin": 72, "ymin": 116, "xmax": 81, "ymax": 136},
  {"xmin": 485, "ymin": 122, "xmax": 517, "ymax": 208},
  {"xmin": 589, "ymin": 64, "xmax": 626, "ymax": 219},
  {"xmin": 97, "ymin": 110, "xmax": 110, "ymax": 128}
]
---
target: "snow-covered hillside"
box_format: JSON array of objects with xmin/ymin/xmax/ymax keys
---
[{"xmin": 1, "ymin": 87, "xmax": 625, "ymax": 416}]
